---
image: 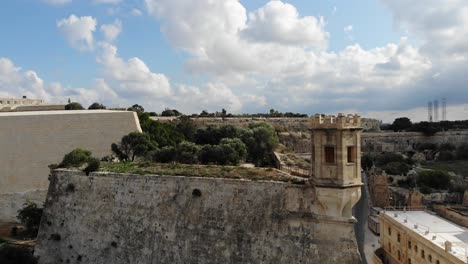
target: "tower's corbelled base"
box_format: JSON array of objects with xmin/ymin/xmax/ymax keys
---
[{"xmin": 35, "ymin": 170, "xmax": 361, "ymax": 264}]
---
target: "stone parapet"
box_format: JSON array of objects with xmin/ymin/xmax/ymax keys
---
[{"xmin": 310, "ymin": 113, "xmax": 361, "ymax": 130}]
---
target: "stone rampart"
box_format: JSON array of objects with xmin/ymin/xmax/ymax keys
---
[
  {"xmin": 35, "ymin": 170, "xmax": 361, "ymax": 264},
  {"xmin": 0, "ymin": 110, "xmax": 141, "ymax": 222},
  {"xmin": 153, "ymin": 116, "xmax": 313, "ymax": 132},
  {"xmin": 362, "ymin": 130, "xmax": 468, "ymax": 153}
]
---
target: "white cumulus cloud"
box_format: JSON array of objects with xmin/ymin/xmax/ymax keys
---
[
  {"xmin": 243, "ymin": 1, "xmax": 329, "ymax": 49},
  {"xmin": 100, "ymin": 19, "xmax": 122, "ymax": 42},
  {"xmin": 42, "ymin": 0, "xmax": 72, "ymax": 5},
  {"xmin": 57, "ymin": 15, "xmax": 97, "ymax": 51}
]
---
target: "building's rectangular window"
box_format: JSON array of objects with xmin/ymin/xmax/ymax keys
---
[
  {"xmin": 347, "ymin": 146, "xmax": 356, "ymax": 163},
  {"xmin": 324, "ymin": 146, "xmax": 335, "ymax": 164},
  {"xmin": 0, "ymin": 100, "xmax": 3, "ymax": 104}
]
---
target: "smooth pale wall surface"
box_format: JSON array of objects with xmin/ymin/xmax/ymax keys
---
[{"xmin": 0, "ymin": 110, "xmax": 141, "ymax": 222}]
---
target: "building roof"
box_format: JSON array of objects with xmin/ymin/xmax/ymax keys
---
[
  {"xmin": 0, "ymin": 110, "xmax": 131, "ymax": 117},
  {"xmin": 384, "ymin": 210, "xmax": 468, "ymax": 262}
]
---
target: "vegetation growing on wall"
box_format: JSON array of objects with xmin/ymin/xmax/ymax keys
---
[
  {"xmin": 50, "ymin": 148, "xmax": 100, "ymax": 175},
  {"xmin": 16, "ymin": 201, "xmax": 43, "ymax": 238}
]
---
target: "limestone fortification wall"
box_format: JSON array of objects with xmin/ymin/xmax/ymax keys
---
[
  {"xmin": 154, "ymin": 116, "xmax": 313, "ymax": 132},
  {"xmin": 0, "ymin": 110, "xmax": 141, "ymax": 222},
  {"xmin": 362, "ymin": 130, "xmax": 468, "ymax": 152},
  {"xmin": 35, "ymin": 170, "xmax": 361, "ymax": 264}
]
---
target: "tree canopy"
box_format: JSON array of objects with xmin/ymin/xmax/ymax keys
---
[
  {"xmin": 65, "ymin": 102, "xmax": 84, "ymax": 110},
  {"xmin": 88, "ymin": 102, "xmax": 106, "ymax": 110},
  {"xmin": 111, "ymin": 132, "xmax": 157, "ymax": 161}
]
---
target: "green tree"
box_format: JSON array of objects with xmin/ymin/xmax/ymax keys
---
[
  {"xmin": 142, "ymin": 120, "xmax": 185, "ymax": 147},
  {"xmin": 199, "ymin": 110, "xmax": 209, "ymax": 117},
  {"xmin": 198, "ymin": 145, "xmax": 219, "ymax": 164},
  {"xmin": 151, "ymin": 146, "xmax": 177, "ymax": 163},
  {"xmin": 375, "ymin": 152, "xmax": 404, "ymax": 166},
  {"xmin": 17, "ymin": 201, "xmax": 43, "ymax": 237},
  {"xmin": 88, "ymin": 102, "xmax": 106, "ymax": 110},
  {"xmin": 176, "ymin": 141, "xmax": 200, "ymax": 164},
  {"xmin": 111, "ymin": 132, "xmax": 157, "ymax": 161},
  {"xmin": 417, "ymin": 170, "xmax": 451, "ymax": 190},
  {"xmin": 65, "ymin": 102, "xmax": 84, "ymax": 110},
  {"xmin": 391, "ymin": 117, "xmax": 412, "ymax": 131},
  {"xmin": 161, "ymin": 108, "xmax": 182, "ymax": 116},
  {"xmin": 127, "ymin": 104, "xmax": 145, "ymax": 113},
  {"xmin": 437, "ymin": 150, "xmax": 455, "ymax": 161},
  {"xmin": 176, "ymin": 116, "xmax": 196, "ymax": 141},
  {"xmin": 194, "ymin": 125, "xmax": 241, "ymax": 145},
  {"xmin": 383, "ymin": 162, "xmax": 411, "ymax": 175},
  {"xmin": 220, "ymin": 138, "xmax": 247, "ymax": 161},
  {"xmin": 361, "ymin": 154, "xmax": 374, "ymax": 171},
  {"xmin": 412, "ymin": 121, "xmax": 441, "ymax": 136},
  {"xmin": 241, "ymin": 122, "xmax": 279, "ymax": 166}
]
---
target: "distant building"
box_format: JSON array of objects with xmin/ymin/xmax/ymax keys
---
[
  {"xmin": 0, "ymin": 96, "xmax": 65, "ymax": 112},
  {"xmin": 380, "ymin": 209, "xmax": 468, "ymax": 264}
]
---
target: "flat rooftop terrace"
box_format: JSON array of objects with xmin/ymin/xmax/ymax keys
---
[
  {"xmin": 384, "ymin": 210, "xmax": 468, "ymax": 262},
  {"xmin": 99, "ymin": 162, "xmax": 307, "ymax": 184}
]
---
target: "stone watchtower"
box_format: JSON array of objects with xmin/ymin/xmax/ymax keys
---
[{"xmin": 310, "ymin": 113, "xmax": 362, "ymax": 220}]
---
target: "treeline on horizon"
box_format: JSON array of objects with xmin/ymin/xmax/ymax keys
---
[
  {"xmin": 65, "ymin": 101, "xmax": 308, "ymax": 118},
  {"xmin": 382, "ymin": 117, "xmax": 468, "ymax": 135}
]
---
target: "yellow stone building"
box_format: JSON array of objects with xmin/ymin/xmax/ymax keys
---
[{"xmin": 380, "ymin": 209, "xmax": 468, "ymax": 264}]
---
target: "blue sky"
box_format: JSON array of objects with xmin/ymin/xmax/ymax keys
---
[{"xmin": 1, "ymin": 0, "xmax": 468, "ymax": 122}]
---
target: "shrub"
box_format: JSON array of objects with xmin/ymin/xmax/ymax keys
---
[
  {"xmin": 60, "ymin": 149, "xmax": 92, "ymax": 168},
  {"xmin": 416, "ymin": 143, "xmax": 438, "ymax": 152},
  {"xmin": 65, "ymin": 102, "xmax": 84, "ymax": 110},
  {"xmin": 397, "ymin": 178, "xmax": 416, "ymax": 188},
  {"xmin": 375, "ymin": 153, "xmax": 404, "ymax": 166},
  {"xmin": 456, "ymin": 143, "xmax": 468, "ymax": 160},
  {"xmin": 437, "ymin": 150, "xmax": 455, "ymax": 161},
  {"xmin": 419, "ymin": 186, "xmax": 432, "ymax": 194},
  {"xmin": 83, "ymin": 158, "xmax": 100, "ymax": 175},
  {"xmin": 17, "ymin": 201, "xmax": 42, "ymax": 238},
  {"xmin": 383, "ymin": 162, "xmax": 411, "ymax": 175},
  {"xmin": 439, "ymin": 142, "xmax": 456, "ymax": 151},
  {"xmin": 417, "ymin": 170, "xmax": 451, "ymax": 190}
]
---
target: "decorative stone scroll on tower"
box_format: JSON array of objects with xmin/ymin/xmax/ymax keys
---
[{"xmin": 310, "ymin": 113, "xmax": 363, "ymax": 220}]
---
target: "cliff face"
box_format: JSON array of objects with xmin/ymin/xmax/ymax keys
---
[{"xmin": 35, "ymin": 170, "xmax": 361, "ymax": 264}]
